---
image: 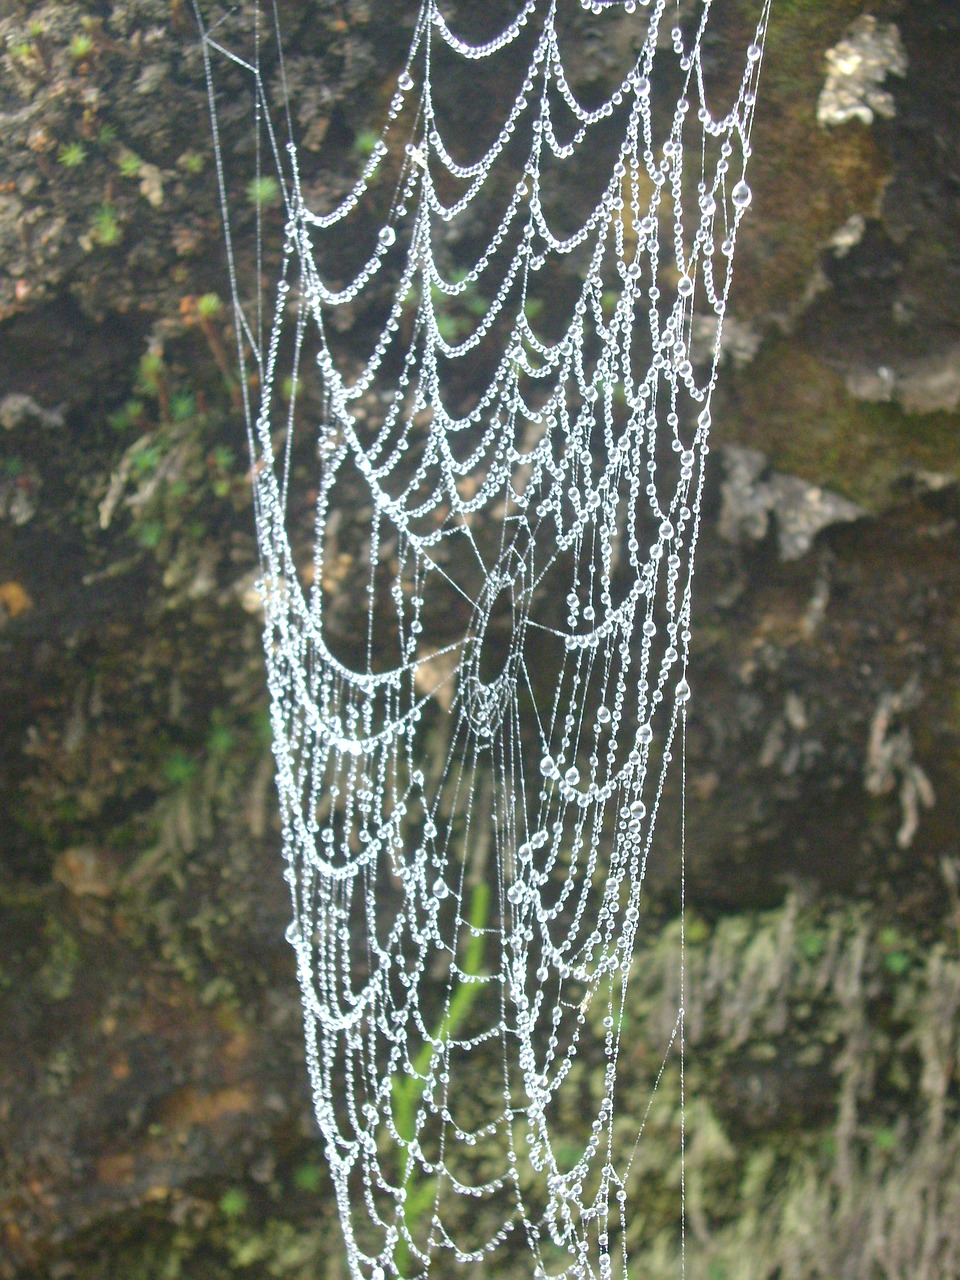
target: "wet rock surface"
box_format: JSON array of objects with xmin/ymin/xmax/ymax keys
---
[{"xmin": 1, "ymin": 2, "xmax": 959, "ymax": 1277}]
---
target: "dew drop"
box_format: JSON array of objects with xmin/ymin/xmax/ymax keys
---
[
  {"xmin": 637, "ymin": 723, "xmax": 653, "ymax": 745},
  {"xmin": 378, "ymin": 225, "xmax": 396, "ymax": 247},
  {"xmin": 597, "ymin": 705, "xmax": 612, "ymax": 725},
  {"xmin": 677, "ymin": 275, "xmax": 694, "ymax": 298},
  {"xmin": 732, "ymin": 180, "xmax": 752, "ymax": 210},
  {"xmin": 398, "ymin": 70, "xmax": 414, "ymax": 92},
  {"xmin": 564, "ymin": 766, "xmax": 580, "ymax": 787},
  {"xmin": 676, "ymin": 677, "xmax": 691, "ymax": 703}
]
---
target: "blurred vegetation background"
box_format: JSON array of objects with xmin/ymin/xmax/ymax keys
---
[{"xmin": 0, "ymin": 2, "xmax": 958, "ymax": 1277}]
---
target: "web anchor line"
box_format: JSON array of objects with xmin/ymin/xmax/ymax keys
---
[{"xmin": 199, "ymin": 1, "xmax": 770, "ymax": 1276}]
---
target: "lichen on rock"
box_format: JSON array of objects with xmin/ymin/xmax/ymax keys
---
[{"xmin": 817, "ymin": 15, "xmax": 907, "ymax": 128}]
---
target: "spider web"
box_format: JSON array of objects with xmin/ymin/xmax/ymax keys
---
[{"xmin": 197, "ymin": 2, "xmax": 770, "ymax": 1276}]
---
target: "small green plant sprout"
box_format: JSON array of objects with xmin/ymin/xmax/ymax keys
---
[
  {"xmin": 798, "ymin": 928, "xmax": 826, "ymax": 961},
  {"xmin": 209, "ymin": 445, "xmax": 235, "ymax": 497},
  {"xmin": 522, "ymin": 296, "xmax": 543, "ymax": 325},
  {"xmin": 106, "ymin": 398, "xmax": 146, "ymax": 432},
  {"xmin": 182, "ymin": 293, "xmax": 235, "ymax": 390},
  {"xmin": 878, "ymin": 926, "xmax": 911, "ymax": 975},
  {"xmin": 90, "ymin": 204, "xmax": 121, "ymax": 246},
  {"xmin": 434, "ymin": 310, "xmax": 460, "ymax": 343},
  {"xmin": 391, "ymin": 879, "xmax": 490, "ymax": 1277},
  {"xmin": 683, "ymin": 910, "xmax": 711, "ymax": 946},
  {"xmin": 116, "ymin": 149, "xmax": 142, "ymax": 179},
  {"xmin": 97, "ymin": 123, "xmax": 117, "ymax": 146},
  {"xmin": 196, "ymin": 292, "xmax": 223, "ymax": 320},
  {"xmin": 136, "ymin": 520, "xmax": 164, "ymax": 550},
  {"xmin": 179, "ymin": 149, "xmax": 205, "ymax": 175},
  {"xmin": 162, "ymin": 749, "xmax": 197, "ymax": 787},
  {"xmin": 245, "ymin": 175, "xmax": 281, "ymax": 208},
  {"xmin": 137, "ymin": 351, "xmax": 165, "ymax": 392},
  {"xmin": 26, "ymin": 22, "xmax": 51, "ymax": 70},
  {"xmin": 218, "ymin": 1187, "xmax": 248, "ymax": 1219},
  {"xmin": 68, "ymin": 32, "xmax": 94, "ymax": 60},
  {"xmin": 58, "ymin": 142, "xmax": 87, "ymax": 168},
  {"xmin": 873, "ymin": 1125, "xmax": 899, "ymax": 1153},
  {"xmin": 601, "ymin": 289, "xmax": 620, "ymax": 316},
  {"xmin": 352, "ymin": 128, "xmax": 379, "ymax": 159},
  {"xmin": 170, "ymin": 391, "xmax": 196, "ymax": 423},
  {"xmin": 131, "ymin": 443, "xmax": 163, "ymax": 478},
  {"xmin": 292, "ymin": 1161, "xmax": 325, "ymax": 1194},
  {"xmin": 136, "ymin": 348, "xmax": 172, "ymax": 423},
  {"xmin": 206, "ymin": 717, "xmax": 236, "ymax": 758}
]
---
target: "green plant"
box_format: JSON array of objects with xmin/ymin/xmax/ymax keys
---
[
  {"xmin": 136, "ymin": 520, "xmax": 164, "ymax": 550},
  {"xmin": 170, "ymin": 391, "xmax": 197, "ymax": 423},
  {"xmin": 117, "ymin": 150, "xmax": 142, "ymax": 179},
  {"xmin": 131, "ymin": 445, "xmax": 163, "ymax": 478},
  {"xmin": 68, "ymin": 32, "xmax": 94, "ymax": 59},
  {"xmin": 196, "ymin": 292, "xmax": 223, "ymax": 320},
  {"xmin": 137, "ymin": 351, "xmax": 168, "ymax": 407},
  {"xmin": 58, "ymin": 142, "xmax": 87, "ymax": 168},
  {"xmin": 246, "ymin": 175, "xmax": 281, "ymax": 208},
  {"xmin": 27, "ymin": 23, "xmax": 51, "ymax": 70},
  {"xmin": 90, "ymin": 204, "xmax": 121, "ymax": 246},
  {"xmin": 392, "ymin": 880, "xmax": 491, "ymax": 1277},
  {"xmin": 207, "ymin": 723, "xmax": 236, "ymax": 757},
  {"xmin": 292, "ymin": 1162, "xmax": 325, "ymax": 1193},
  {"xmin": 219, "ymin": 1187, "xmax": 248, "ymax": 1219},
  {"xmin": 352, "ymin": 128, "xmax": 380, "ymax": 158},
  {"xmin": 878, "ymin": 926, "xmax": 912, "ymax": 975},
  {"xmin": 163, "ymin": 750, "xmax": 197, "ymax": 786},
  {"xmin": 107, "ymin": 399, "xmax": 145, "ymax": 432}
]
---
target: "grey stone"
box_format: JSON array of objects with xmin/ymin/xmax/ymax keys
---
[{"xmin": 719, "ymin": 445, "xmax": 863, "ymax": 561}]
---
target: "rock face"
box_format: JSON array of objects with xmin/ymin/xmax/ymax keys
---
[{"xmin": 1, "ymin": 3, "xmax": 959, "ymax": 1278}]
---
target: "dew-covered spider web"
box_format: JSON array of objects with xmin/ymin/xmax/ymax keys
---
[{"xmin": 197, "ymin": 1, "xmax": 769, "ymax": 1276}]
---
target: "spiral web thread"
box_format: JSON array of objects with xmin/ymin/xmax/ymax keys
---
[{"xmin": 199, "ymin": 1, "xmax": 769, "ymax": 1276}]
